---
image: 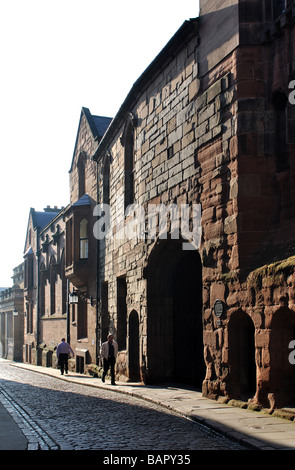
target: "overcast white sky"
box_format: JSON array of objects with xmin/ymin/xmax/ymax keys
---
[{"xmin": 0, "ymin": 0, "xmax": 199, "ymax": 287}]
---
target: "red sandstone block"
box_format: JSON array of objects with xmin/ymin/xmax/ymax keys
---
[{"xmin": 203, "ymin": 330, "xmax": 218, "ymax": 348}]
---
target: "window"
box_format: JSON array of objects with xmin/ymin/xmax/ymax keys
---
[
  {"xmin": 39, "ymin": 263, "xmax": 46, "ymax": 316},
  {"xmin": 77, "ymin": 153, "xmax": 86, "ymax": 198},
  {"xmin": 273, "ymin": 0, "xmax": 286, "ymax": 19},
  {"xmin": 103, "ymin": 157, "xmax": 110, "ymax": 205},
  {"xmin": 50, "ymin": 258, "xmax": 56, "ymax": 315},
  {"xmin": 101, "ymin": 281, "xmax": 110, "ymax": 343},
  {"xmin": 121, "ymin": 114, "xmax": 137, "ymax": 211},
  {"xmin": 125, "ymin": 126, "xmax": 134, "ymax": 209},
  {"xmin": 24, "ymin": 255, "xmax": 34, "ymax": 289},
  {"xmin": 117, "ymin": 277, "xmax": 127, "ymax": 350},
  {"xmin": 79, "ymin": 218, "xmax": 88, "ymax": 259},
  {"xmin": 66, "ymin": 218, "xmax": 73, "ymax": 266},
  {"xmin": 77, "ymin": 297, "xmax": 87, "ymax": 339},
  {"xmin": 272, "ymin": 90, "xmax": 289, "ymax": 172},
  {"xmin": 6, "ymin": 313, "xmax": 13, "ymax": 339},
  {"xmin": 61, "ymin": 253, "xmax": 67, "ymax": 315},
  {"xmin": 26, "ymin": 302, "xmax": 33, "ymax": 334}
]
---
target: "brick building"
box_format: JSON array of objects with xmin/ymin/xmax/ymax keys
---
[{"xmin": 17, "ymin": 0, "xmax": 295, "ymax": 411}]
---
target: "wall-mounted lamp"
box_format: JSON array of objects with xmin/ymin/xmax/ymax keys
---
[
  {"xmin": 13, "ymin": 309, "xmax": 18, "ymax": 316},
  {"xmin": 69, "ymin": 291, "xmax": 79, "ymax": 304},
  {"xmin": 69, "ymin": 290, "xmax": 96, "ymax": 306}
]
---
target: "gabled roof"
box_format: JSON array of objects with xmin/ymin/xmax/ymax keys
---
[
  {"xmin": 24, "ymin": 207, "xmax": 62, "ymax": 253},
  {"xmin": 69, "ymin": 107, "xmax": 112, "ymax": 172}
]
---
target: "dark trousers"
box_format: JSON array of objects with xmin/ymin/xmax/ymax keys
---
[
  {"xmin": 103, "ymin": 357, "xmax": 116, "ymax": 383},
  {"xmin": 59, "ymin": 353, "xmax": 69, "ymax": 374}
]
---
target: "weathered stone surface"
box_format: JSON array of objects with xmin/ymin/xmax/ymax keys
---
[{"xmin": 14, "ymin": 1, "xmax": 295, "ymax": 412}]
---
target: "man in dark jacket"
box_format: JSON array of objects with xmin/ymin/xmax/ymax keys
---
[
  {"xmin": 56, "ymin": 338, "xmax": 74, "ymax": 375},
  {"xmin": 101, "ymin": 334, "xmax": 118, "ymax": 385}
]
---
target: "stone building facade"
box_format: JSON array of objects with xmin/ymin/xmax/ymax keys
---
[
  {"xmin": 13, "ymin": 0, "xmax": 295, "ymax": 411},
  {"xmin": 90, "ymin": 0, "xmax": 295, "ymax": 410},
  {"xmin": 92, "ymin": 18, "xmax": 204, "ymax": 385},
  {"xmin": 197, "ymin": 0, "xmax": 295, "ymax": 410},
  {"xmin": 37, "ymin": 206, "xmax": 67, "ymax": 367},
  {"xmin": 23, "ymin": 207, "xmax": 63, "ymax": 364},
  {"xmin": 0, "ymin": 264, "xmax": 24, "ymax": 361},
  {"xmin": 64, "ymin": 107, "xmax": 112, "ymax": 372}
]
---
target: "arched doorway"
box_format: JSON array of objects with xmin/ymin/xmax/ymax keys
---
[
  {"xmin": 129, "ymin": 310, "xmax": 140, "ymax": 381},
  {"xmin": 228, "ymin": 310, "xmax": 256, "ymax": 400},
  {"xmin": 269, "ymin": 306, "xmax": 295, "ymax": 408},
  {"xmin": 146, "ymin": 239, "xmax": 205, "ymax": 387}
]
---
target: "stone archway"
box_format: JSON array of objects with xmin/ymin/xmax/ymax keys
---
[
  {"xmin": 228, "ymin": 310, "xmax": 256, "ymax": 400},
  {"xmin": 268, "ymin": 304, "xmax": 295, "ymax": 408},
  {"xmin": 128, "ymin": 310, "xmax": 140, "ymax": 381},
  {"xmin": 146, "ymin": 239, "xmax": 205, "ymax": 387}
]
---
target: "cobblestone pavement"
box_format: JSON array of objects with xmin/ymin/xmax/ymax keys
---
[{"xmin": 0, "ymin": 361, "xmax": 249, "ymax": 451}]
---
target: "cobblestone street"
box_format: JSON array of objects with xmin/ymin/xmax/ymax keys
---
[{"xmin": 0, "ymin": 360, "xmax": 248, "ymax": 452}]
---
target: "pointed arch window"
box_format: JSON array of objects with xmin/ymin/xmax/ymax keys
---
[
  {"xmin": 77, "ymin": 153, "xmax": 86, "ymax": 198},
  {"xmin": 50, "ymin": 257, "xmax": 56, "ymax": 315},
  {"xmin": 61, "ymin": 250, "xmax": 67, "ymax": 315},
  {"xmin": 39, "ymin": 262, "xmax": 46, "ymax": 316}
]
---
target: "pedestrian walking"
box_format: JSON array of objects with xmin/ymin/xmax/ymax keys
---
[
  {"xmin": 56, "ymin": 338, "xmax": 74, "ymax": 375},
  {"xmin": 101, "ymin": 334, "xmax": 118, "ymax": 385}
]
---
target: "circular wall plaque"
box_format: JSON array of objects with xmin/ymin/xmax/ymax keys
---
[{"xmin": 214, "ymin": 299, "xmax": 224, "ymax": 318}]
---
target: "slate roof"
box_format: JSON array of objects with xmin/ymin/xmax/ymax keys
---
[
  {"xmin": 69, "ymin": 108, "xmax": 113, "ymax": 172},
  {"xmin": 92, "ymin": 115, "xmax": 112, "ymax": 138},
  {"xmin": 72, "ymin": 193, "xmax": 91, "ymax": 208},
  {"xmin": 33, "ymin": 210, "xmax": 60, "ymax": 230},
  {"xmin": 23, "ymin": 207, "xmax": 63, "ymax": 254}
]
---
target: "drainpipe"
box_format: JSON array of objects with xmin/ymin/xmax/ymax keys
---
[
  {"xmin": 66, "ymin": 279, "xmax": 70, "ymax": 344},
  {"xmin": 36, "ymin": 226, "xmax": 40, "ymax": 365},
  {"xmin": 5, "ymin": 311, "xmax": 8, "ymax": 358},
  {"xmin": 95, "ymin": 159, "xmax": 101, "ymax": 365}
]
